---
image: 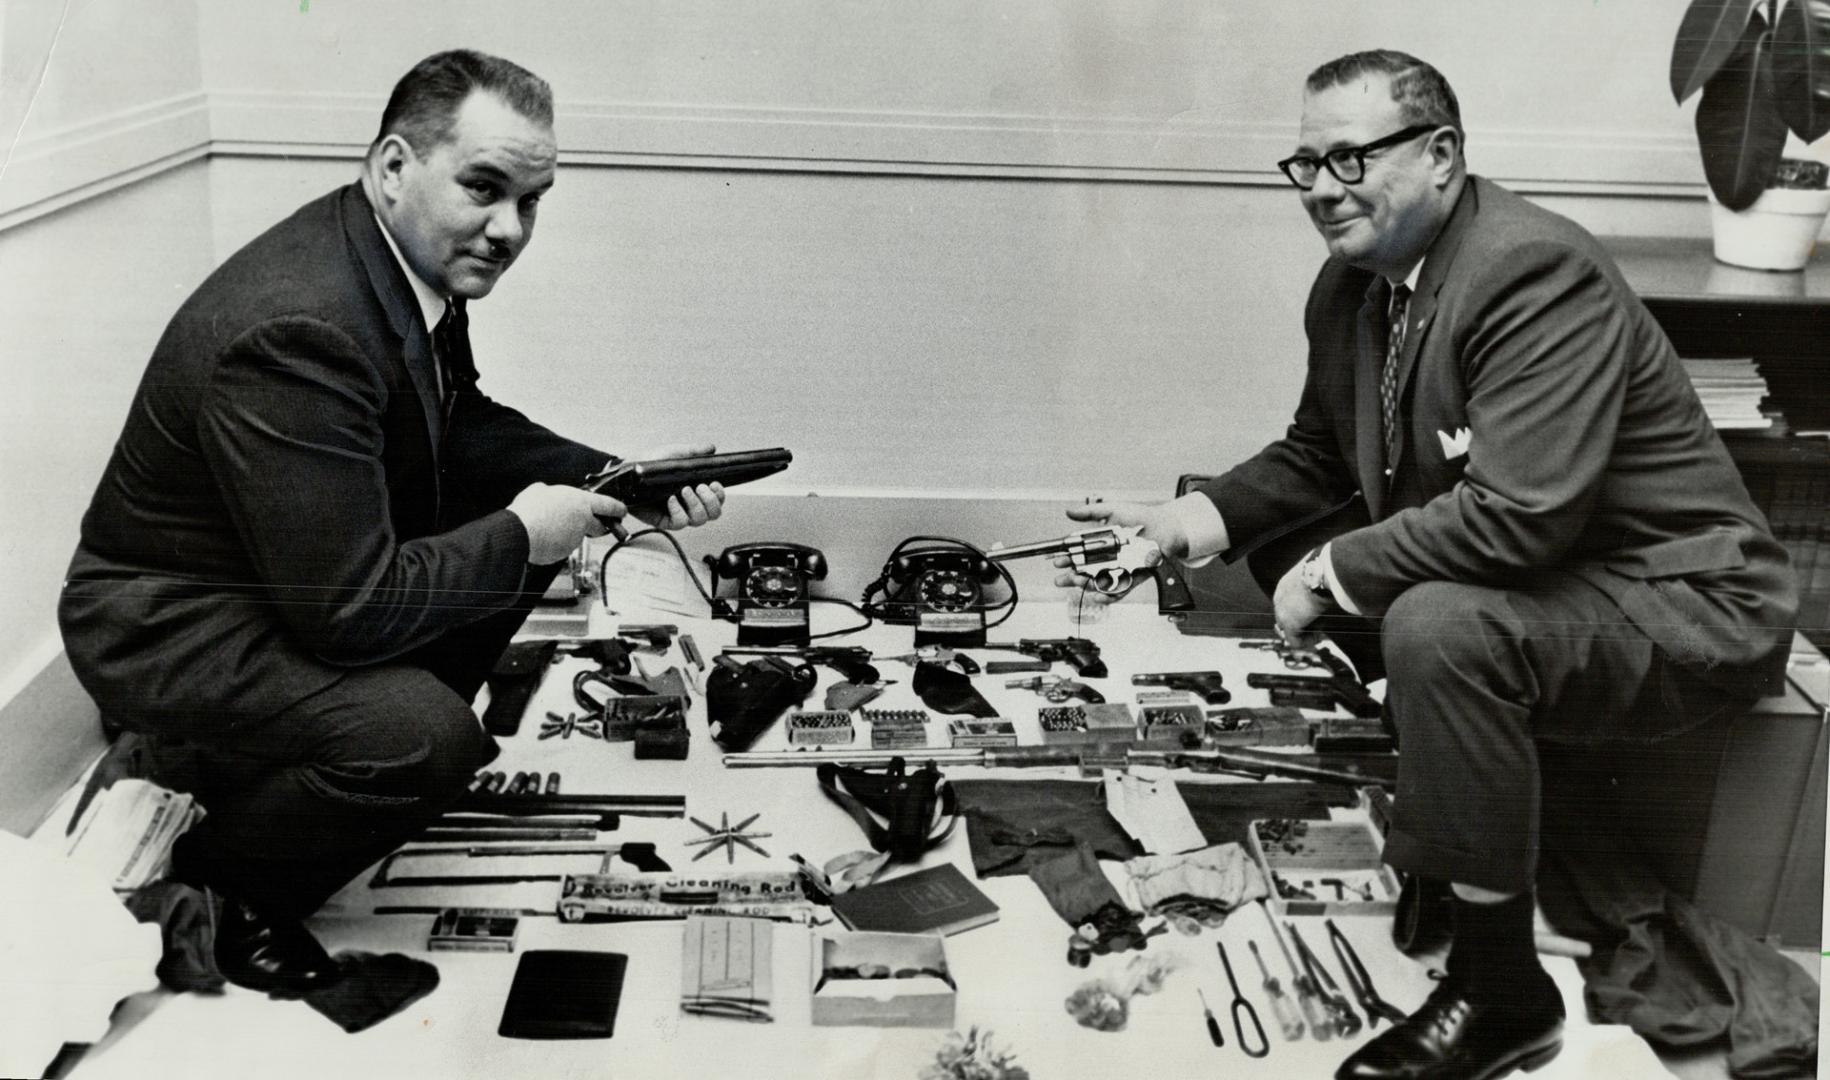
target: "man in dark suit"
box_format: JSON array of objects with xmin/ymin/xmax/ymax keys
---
[
  {"xmin": 59, "ymin": 50, "xmax": 725, "ymax": 996},
  {"xmin": 1064, "ymin": 51, "xmax": 1795, "ymax": 1079}
]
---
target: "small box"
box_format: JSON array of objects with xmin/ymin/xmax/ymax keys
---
[
  {"xmin": 865, "ymin": 709, "xmax": 931, "ymax": 750},
  {"xmin": 810, "ymin": 932, "xmax": 956, "ymax": 1028},
  {"xmin": 1246, "ymin": 818, "xmax": 1399, "ymax": 917},
  {"xmin": 604, "ymin": 694, "xmax": 688, "ymax": 743},
  {"xmin": 789, "ymin": 710, "xmax": 856, "ymax": 747},
  {"xmin": 1137, "ymin": 703, "xmax": 1203, "ymax": 746},
  {"xmin": 428, "ymin": 908, "xmax": 520, "ymax": 952},
  {"xmin": 947, "ymin": 718, "xmax": 1018, "ymax": 748},
  {"xmin": 1037, "ymin": 704, "xmax": 1134, "ymax": 746}
]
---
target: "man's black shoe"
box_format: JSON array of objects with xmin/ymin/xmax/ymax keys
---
[
  {"xmin": 213, "ymin": 894, "xmax": 343, "ymax": 998},
  {"xmin": 1334, "ymin": 979, "xmax": 1563, "ymax": 1080}
]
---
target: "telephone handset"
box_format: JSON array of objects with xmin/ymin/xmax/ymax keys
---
[
  {"xmin": 706, "ymin": 542, "xmax": 827, "ymax": 646},
  {"xmin": 864, "ymin": 540, "xmax": 1010, "ymax": 647}
]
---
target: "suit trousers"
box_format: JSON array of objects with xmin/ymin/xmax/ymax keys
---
[
  {"xmin": 161, "ymin": 563, "xmax": 561, "ymax": 919},
  {"xmin": 1246, "ymin": 546, "xmax": 1751, "ymax": 894}
]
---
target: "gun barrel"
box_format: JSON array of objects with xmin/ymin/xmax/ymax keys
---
[
  {"xmin": 985, "ymin": 536, "xmax": 1076, "ymax": 562},
  {"xmin": 586, "ymin": 448, "xmax": 792, "ymax": 506}
]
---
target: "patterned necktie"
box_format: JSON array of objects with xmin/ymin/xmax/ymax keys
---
[
  {"xmin": 1381, "ymin": 283, "xmax": 1411, "ymax": 467},
  {"xmin": 432, "ymin": 299, "xmax": 469, "ymax": 428}
]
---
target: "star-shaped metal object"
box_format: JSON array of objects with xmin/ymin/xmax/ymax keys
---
[{"xmin": 685, "ymin": 811, "xmax": 772, "ymax": 863}]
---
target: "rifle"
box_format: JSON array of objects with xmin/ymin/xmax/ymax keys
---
[{"xmin": 723, "ymin": 745, "xmax": 1382, "ymax": 788}]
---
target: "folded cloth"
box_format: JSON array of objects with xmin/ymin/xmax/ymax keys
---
[
  {"xmin": 303, "ymin": 952, "xmax": 441, "ymax": 1034},
  {"xmin": 955, "ymin": 779, "xmax": 1350, "ymax": 878},
  {"xmin": 1125, "ymin": 842, "xmax": 1268, "ymax": 919},
  {"xmin": 121, "ymin": 881, "xmax": 225, "ymax": 994}
]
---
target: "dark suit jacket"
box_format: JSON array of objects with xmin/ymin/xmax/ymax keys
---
[
  {"xmin": 60, "ymin": 184, "xmax": 610, "ymax": 731},
  {"xmin": 1199, "ymin": 177, "xmax": 1795, "ymax": 694}
]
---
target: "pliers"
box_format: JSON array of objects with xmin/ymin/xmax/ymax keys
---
[
  {"xmin": 1287, "ymin": 922, "xmax": 1363, "ymax": 1038},
  {"xmin": 1327, "ymin": 918, "xmax": 1408, "ymax": 1027}
]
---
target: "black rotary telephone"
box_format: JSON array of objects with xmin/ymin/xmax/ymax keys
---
[
  {"xmin": 861, "ymin": 537, "xmax": 1015, "ymax": 647},
  {"xmin": 706, "ymin": 542, "xmax": 828, "ymax": 646}
]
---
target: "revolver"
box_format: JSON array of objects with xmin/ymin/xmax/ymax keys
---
[
  {"xmin": 986, "ymin": 524, "xmax": 1194, "ymax": 609},
  {"xmin": 1005, "ymin": 674, "xmax": 1107, "ymax": 705},
  {"xmin": 1131, "ymin": 671, "xmax": 1232, "ymax": 705},
  {"xmin": 984, "ymin": 636, "xmax": 1107, "ymax": 678}
]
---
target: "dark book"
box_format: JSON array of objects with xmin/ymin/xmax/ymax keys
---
[{"xmin": 830, "ymin": 863, "xmax": 1000, "ymax": 937}]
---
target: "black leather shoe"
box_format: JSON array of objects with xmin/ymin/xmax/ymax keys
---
[
  {"xmin": 213, "ymin": 894, "xmax": 343, "ymax": 998},
  {"xmin": 1335, "ymin": 980, "xmax": 1564, "ymax": 1080}
]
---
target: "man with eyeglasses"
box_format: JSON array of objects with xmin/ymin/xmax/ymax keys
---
[{"xmin": 1060, "ymin": 50, "xmax": 1793, "ymax": 1080}]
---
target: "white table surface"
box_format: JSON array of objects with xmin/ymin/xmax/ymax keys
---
[{"xmin": 63, "ymin": 600, "xmax": 1676, "ymax": 1079}]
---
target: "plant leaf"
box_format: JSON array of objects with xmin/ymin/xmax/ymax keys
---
[
  {"xmin": 1774, "ymin": 0, "xmax": 1830, "ymax": 140},
  {"xmin": 1696, "ymin": 12, "xmax": 1792, "ymax": 208},
  {"xmin": 1672, "ymin": 0, "xmax": 1756, "ymax": 103}
]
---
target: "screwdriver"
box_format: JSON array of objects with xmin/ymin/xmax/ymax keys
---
[
  {"xmin": 1197, "ymin": 989, "xmax": 1225, "ymax": 1047},
  {"xmin": 1260, "ymin": 900, "xmax": 1333, "ymax": 1041},
  {"xmin": 1249, "ymin": 938, "xmax": 1307, "ymax": 1041}
]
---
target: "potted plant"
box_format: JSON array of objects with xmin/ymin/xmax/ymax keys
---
[{"xmin": 1671, "ymin": 0, "xmax": 1830, "ymax": 270}]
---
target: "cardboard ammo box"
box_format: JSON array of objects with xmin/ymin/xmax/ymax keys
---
[{"xmin": 810, "ymin": 932, "xmax": 956, "ymax": 1028}]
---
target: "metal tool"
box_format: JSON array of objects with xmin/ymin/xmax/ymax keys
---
[
  {"xmin": 1217, "ymin": 941, "xmax": 1270, "ymax": 1058},
  {"xmin": 1287, "ymin": 922, "xmax": 1363, "ymax": 1038},
  {"xmin": 1261, "ymin": 901, "xmax": 1332, "ymax": 1041},
  {"xmin": 1326, "ymin": 918, "xmax": 1408, "ymax": 1027},
  {"xmin": 1248, "ymin": 939, "xmax": 1306, "ymax": 1041},
  {"xmin": 1197, "ymin": 989, "xmax": 1225, "ymax": 1047},
  {"xmin": 686, "ymin": 811, "xmax": 772, "ymax": 863}
]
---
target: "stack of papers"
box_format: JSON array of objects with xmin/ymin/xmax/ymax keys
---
[
  {"xmin": 1682, "ymin": 358, "xmax": 1773, "ymax": 430},
  {"xmin": 60, "ymin": 779, "xmax": 205, "ymax": 892},
  {"xmin": 681, "ymin": 916, "xmax": 775, "ymax": 1022}
]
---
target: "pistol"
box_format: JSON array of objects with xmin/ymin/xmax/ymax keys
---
[
  {"xmin": 581, "ymin": 447, "xmax": 792, "ymax": 510},
  {"xmin": 986, "ymin": 525, "xmax": 1194, "ymax": 610},
  {"xmin": 723, "ymin": 645, "xmax": 881, "ymax": 685},
  {"xmin": 1246, "ymin": 664, "xmax": 1380, "ymax": 719},
  {"xmin": 984, "ymin": 636, "xmax": 1106, "ymax": 678},
  {"xmin": 1131, "ymin": 671, "xmax": 1232, "ymax": 705}
]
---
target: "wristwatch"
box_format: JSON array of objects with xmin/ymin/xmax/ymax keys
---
[{"xmin": 1298, "ymin": 546, "xmax": 1333, "ymax": 601}]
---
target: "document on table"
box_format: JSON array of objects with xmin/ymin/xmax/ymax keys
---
[{"xmin": 1103, "ymin": 773, "xmax": 1207, "ymax": 855}]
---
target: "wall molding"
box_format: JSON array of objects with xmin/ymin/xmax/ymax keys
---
[
  {"xmin": 212, "ymin": 90, "xmax": 1707, "ymax": 194},
  {"xmin": 0, "ymin": 91, "xmax": 211, "ymax": 232},
  {"xmin": 3, "ymin": 88, "xmax": 1710, "ymax": 233}
]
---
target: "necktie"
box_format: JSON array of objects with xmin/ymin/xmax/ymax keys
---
[
  {"xmin": 1381, "ymin": 283, "xmax": 1411, "ymax": 467},
  {"xmin": 431, "ymin": 299, "xmax": 470, "ymax": 429}
]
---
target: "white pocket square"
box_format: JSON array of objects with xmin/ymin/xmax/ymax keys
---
[{"xmin": 1437, "ymin": 427, "xmax": 1472, "ymax": 460}]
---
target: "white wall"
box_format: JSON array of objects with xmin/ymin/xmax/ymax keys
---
[
  {"xmin": 2, "ymin": 0, "xmax": 1809, "ymax": 709},
  {"xmin": 1, "ymin": 0, "xmax": 213, "ymax": 703}
]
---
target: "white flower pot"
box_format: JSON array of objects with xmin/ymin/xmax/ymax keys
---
[{"xmin": 1708, "ymin": 187, "xmax": 1830, "ymax": 271}]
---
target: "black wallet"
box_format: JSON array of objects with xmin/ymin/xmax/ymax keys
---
[{"xmin": 497, "ymin": 950, "xmax": 628, "ymax": 1039}]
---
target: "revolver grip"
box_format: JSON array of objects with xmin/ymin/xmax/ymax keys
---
[{"xmin": 1152, "ymin": 559, "xmax": 1195, "ymax": 612}]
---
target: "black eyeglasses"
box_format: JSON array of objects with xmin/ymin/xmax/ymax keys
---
[{"xmin": 1277, "ymin": 124, "xmax": 1441, "ymax": 190}]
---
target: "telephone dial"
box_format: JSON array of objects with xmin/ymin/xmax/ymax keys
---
[
  {"xmin": 706, "ymin": 542, "xmax": 827, "ymax": 646},
  {"xmin": 862, "ymin": 538, "xmax": 1014, "ymax": 648}
]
